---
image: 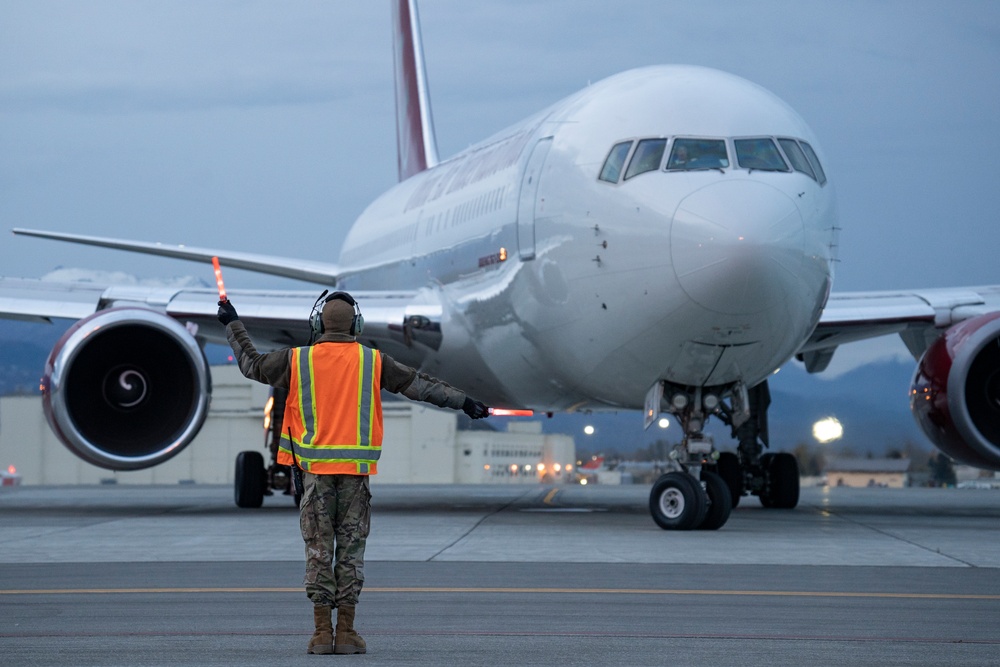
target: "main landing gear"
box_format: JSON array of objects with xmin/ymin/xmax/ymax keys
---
[
  {"xmin": 647, "ymin": 379, "xmax": 799, "ymax": 530},
  {"xmin": 234, "ymin": 387, "xmax": 300, "ymax": 509}
]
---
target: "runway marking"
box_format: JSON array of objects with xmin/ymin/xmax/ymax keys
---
[
  {"xmin": 2, "ymin": 586, "xmax": 998, "ymax": 600},
  {"xmin": 1, "ymin": 629, "xmax": 998, "ymax": 645},
  {"xmin": 542, "ymin": 488, "xmax": 560, "ymax": 505}
]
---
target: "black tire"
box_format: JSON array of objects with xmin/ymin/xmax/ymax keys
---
[
  {"xmin": 716, "ymin": 451, "xmax": 742, "ymax": 508},
  {"xmin": 235, "ymin": 451, "xmax": 266, "ymax": 509},
  {"xmin": 649, "ymin": 471, "xmax": 708, "ymax": 530},
  {"xmin": 698, "ymin": 470, "xmax": 733, "ymax": 530},
  {"xmin": 761, "ymin": 452, "xmax": 800, "ymax": 509}
]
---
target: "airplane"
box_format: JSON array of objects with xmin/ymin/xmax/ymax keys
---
[{"xmin": 1, "ymin": 0, "xmax": 998, "ymax": 530}]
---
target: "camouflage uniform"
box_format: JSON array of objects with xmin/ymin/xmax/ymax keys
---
[{"xmin": 300, "ymin": 472, "xmax": 371, "ymax": 607}]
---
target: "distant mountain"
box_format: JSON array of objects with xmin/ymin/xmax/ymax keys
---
[
  {"xmin": 0, "ymin": 320, "xmax": 70, "ymax": 395},
  {"xmin": 766, "ymin": 359, "xmax": 924, "ymax": 453},
  {"xmin": 521, "ymin": 356, "xmax": 927, "ymax": 459},
  {"xmin": 0, "ymin": 318, "xmax": 231, "ymax": 395},
  {"xmin": 1, "ymin": 315, "xmax": 930, "ymax": 458}
]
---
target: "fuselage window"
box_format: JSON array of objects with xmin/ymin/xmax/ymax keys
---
[
  {"xmin": 734, "ymin": 138, "xmax": 789, "ymax": 171},
  {"xmin": 624, "ymin": 138, "xmax": 667, "ymax": 180},
  {"xmin": 666, "ymin": 138, "xmax": 729, "ymax": 170},
  {"xmin": 599, "ymin": 141, "xmax": 633, "ymax": 183},
  {"xmin": 798, "ymin": 141, "xmax": 827, "ymax": 185},
  {"xmin": 777, "ymin": 138, "xmax": 816, "ymax": 180}
]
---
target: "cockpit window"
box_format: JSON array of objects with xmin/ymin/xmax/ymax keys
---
[
  {"xmin": 735, "ymin": 138, "xmax": 788, "ymax": 171},
  {"xmin": 624, "ymin": 138, "xmax": 667, "ymax": 180},
  {"xmin": 798, "ymin": 141, "xmax": 827, "ymax": 185},
  {"xmin": 667, "ymin": 138, "xmax": 729, "ymax": 170},
  {"xmin": 599, "ymin": 141, "xmax": 633, "ymax": 183},
  {"xmin": 777, "ymin": 138, "xmax": 816, "ymax": 180}
]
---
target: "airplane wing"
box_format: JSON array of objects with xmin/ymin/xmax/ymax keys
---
[
  {"xmin": 11, "ymin": 228, "xmax": 340, "ymax": 285},
  {"xmin": 797, "ymin": 285, "xmax": 1000, "ymax": 372},
  {"xmin": 0, "ymin": 276, "xmax": 439, "ymax": 366}
]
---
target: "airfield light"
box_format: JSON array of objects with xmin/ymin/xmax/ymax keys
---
[
  {"xmin": 583, "ymin": 425, "xmax": 595, "ymax": 436},
  {"xmin": 484, "ymin": 464, "xmax": 491, "ymax": 471},
  {"xmin": 7, "ymin": 465, "xmax": 15, "ymax": 475},
  {"xmin": 565, "ymin": 464, "xmax": 573, "ymax": 472},
  {"xmin": 510, "ymin": 464, "xmax": 518, "ymax": 473},
  {"xmin": 553, "ymin": 463, "xmax": 562, "ymax": 472},
  {"xmin": 812, "ymin": 417, "xmax": 844, "ymax": 444},
  {"xmin": 580, "ymin": 478, "xmax": 588, "ymax": 486},
  {"xmin": 537, "ymin": 463, "xmax": 545, "ymax": 473},
  {"xmin": 525, "ymin": 464, "xmax": 532, "ymax": 472},
  {"xmin": 658, "ymin": 417, "xmax": 670, "ymax": 429}
]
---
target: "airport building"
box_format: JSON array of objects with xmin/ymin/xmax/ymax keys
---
[
  {"xmin": 824, "ymin": 458, "xmax": 911, "ymax": 488},
  {"xmin": 0, "ymin": 365, "xmax": 575, "ymax": 487}
]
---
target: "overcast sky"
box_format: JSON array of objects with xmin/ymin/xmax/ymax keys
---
[{"xmin": 2, "ymin": 2, "xmax": 998, "ymax": 315}]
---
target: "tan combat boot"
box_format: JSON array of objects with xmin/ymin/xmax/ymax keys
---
[
  {"xmin": 306, "ymin": 604, "xmax": 334, "ymax": 655},
  {"xmin": 334, "ymin": 604, "xmax": 367, "ymax": 655}
]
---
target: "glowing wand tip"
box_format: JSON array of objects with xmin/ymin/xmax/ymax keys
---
[{"xmin": 211, "ymin": 256, "xmax": 227, "ymax": 302}]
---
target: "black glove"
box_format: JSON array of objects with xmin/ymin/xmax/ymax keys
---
[
  {"xmin": 217, "ymin": 299, "xmax": 239, "ymax": 326},
  {"xmin": 462, "ymin": 397, "xmax": 489, "ymax": 420}
]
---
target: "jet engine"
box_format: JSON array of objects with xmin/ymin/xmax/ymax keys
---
[
  {"xmin": 911, "ymin": 312, "xmax": 1000, "ymax": 471},
  {"xmin": 42, "ymin": 308, "xmax": 211, "ymax": 470}
]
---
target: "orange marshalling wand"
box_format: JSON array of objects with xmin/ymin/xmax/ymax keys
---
[
  {"xmin": 489, "ymin": 408, "xmax": 534, "ymax": 417},
  {"xmin": 211, "ymin": 256, "xmax": 228, "ymax": 302}
]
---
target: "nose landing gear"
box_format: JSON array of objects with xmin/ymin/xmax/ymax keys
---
[{"xmin": 647, "ymin": 379, "xmax": 797, "ymax": 530}]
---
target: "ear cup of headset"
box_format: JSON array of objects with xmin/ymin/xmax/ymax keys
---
[{"xmin": 311, "ymin": 291, "xmax": 363, "ymax": 339}]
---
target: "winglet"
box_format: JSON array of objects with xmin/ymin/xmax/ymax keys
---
[{"xmin": 392, "ymin": 0, "xmax": 439, "ymax": 181}]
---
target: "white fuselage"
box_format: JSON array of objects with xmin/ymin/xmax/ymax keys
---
[{"xmin": 338, "ymin": 66, "xmax": 837, "ymax": 411}]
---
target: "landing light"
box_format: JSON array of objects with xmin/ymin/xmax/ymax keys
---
[
  {"xmin": 658, "ymin": 418, "xmax": 670, "ymax": 429},
  {"xmin": 583, "ymin": 425, "xmax": 595, "ymax": 436},
  {"xmin": 813, "ymin": 417, "xmax": 844, "ymax": 444},
  {"xmin": 263, "ymin": 396, "xmax": 275, "ymax": 431}
]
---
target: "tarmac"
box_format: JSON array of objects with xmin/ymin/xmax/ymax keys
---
[{"xmin": 1, "ymin": 483, "xmax": 999, "ymax": 666}]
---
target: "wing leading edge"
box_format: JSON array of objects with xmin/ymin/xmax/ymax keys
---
[
  {"xmin": 12, "ymin": 228, "xmax": 340, "ymax": 285},
  {"xmin": 799, "ymin": 285, "xmax": 1000, "ymax": 373}
]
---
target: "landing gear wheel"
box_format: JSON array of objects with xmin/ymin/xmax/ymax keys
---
[
  {"xmin": 235, "ymin": 451, "xmax": 266, "ymax": 508},
  {"xmin": 697, "ymin": 470, "xmax": 733, "ymax": 530},
  {"xmin": 716, "ymin": 451, "xmax": 742, "ymax": 508},
  {"xmin": 649, "ymin": 471, "xmax": 708, "ymax": 530},
  {"xmin": 759, "ymin": 452, "xmax": 799, "ymax": 509}
]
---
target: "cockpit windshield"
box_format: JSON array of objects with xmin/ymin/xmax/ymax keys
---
[
  {"xmin": 598, "ymin": 135, "xmax": 826, "ymax": 184},
  {"xmin": 666, "ymin": 138, "xmax": 729, "ymax": 170},
  {"xmin": 734, "ymin": 138, "xmax": 788, "ymax": 171}
]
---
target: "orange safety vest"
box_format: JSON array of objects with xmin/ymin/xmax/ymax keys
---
[{"xmin": 278, "ymin": 342, "xmax": 383, "ymax": 475}]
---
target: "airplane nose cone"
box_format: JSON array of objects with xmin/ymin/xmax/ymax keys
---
[{"xmin": 671, "ymin": 180, "xmax": 805, "ymax": 315}]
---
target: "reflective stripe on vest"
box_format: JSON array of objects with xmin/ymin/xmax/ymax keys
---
[{"xmin": 278, "ymin": 343, "xmax": 382, "ymax": 475}]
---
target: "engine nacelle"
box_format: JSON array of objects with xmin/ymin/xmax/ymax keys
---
[
  {"xmin": 42, "ymin": 308, "xmax": 211, "ymax": 470},
  {"xmin": 911, "ymin": 312, "xmax": 1000, "ymax": 471}
]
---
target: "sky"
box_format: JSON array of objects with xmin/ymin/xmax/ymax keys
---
[{"xmin": 2, "ymin": 0, "xmax": 999, "ymax": 373}]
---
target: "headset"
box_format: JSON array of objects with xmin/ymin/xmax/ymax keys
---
[{"xmin": 308, "ymin": 290, "xmax": 364, "ymax": 342}]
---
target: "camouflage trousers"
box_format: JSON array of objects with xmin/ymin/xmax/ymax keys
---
[{"xmin": 299, "ymin": 472, "xmax": 371, "ymax": 608}]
